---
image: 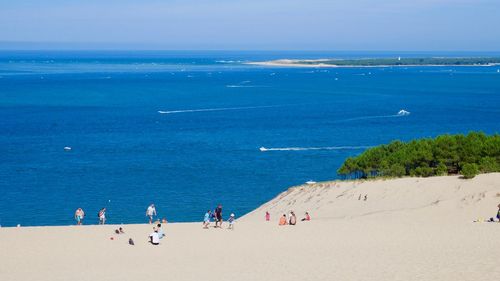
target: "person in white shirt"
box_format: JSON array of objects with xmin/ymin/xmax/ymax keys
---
[
  {"xmin": 146, "ymin": 204, "xmax": 157, "ymax": 224},
  {"xmin": 149, "ymin": 228, "xmax": 160, "ymax": 245}
]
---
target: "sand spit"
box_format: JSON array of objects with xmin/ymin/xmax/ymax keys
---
[
  {"xmin": 247, "ymin": 59, "xmax": 500, "ymax": 68},
  {"xmin": 1, "ymin": 174, "xmax": 500, "ymax": 281}
]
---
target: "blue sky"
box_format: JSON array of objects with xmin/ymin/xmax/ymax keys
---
[{"xmin": 0, "ymin": 0, "xmax": 499, "ymax": 50}]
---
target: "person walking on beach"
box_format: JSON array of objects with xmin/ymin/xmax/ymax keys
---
[
  {"xmin": 98, "ymin": 208, "xmax": 106, "ymax": 225},
  {"xmin": 74, "ymin": 208, "xmax": 85, "ymax": 225},
  {"xmin": 146, "ymin": 204, "xmax": 157, "ymax": 224},
  {"xmin": 215, "ymin": 204, "xmax": 223, "ymax": 228},
  {"xmin": 265, "ymin": 211, "xmax": 270, "ymax": 221},
  {"xmin": 203, "ymin": 210, "xmax": 211, "ymax": 229}
]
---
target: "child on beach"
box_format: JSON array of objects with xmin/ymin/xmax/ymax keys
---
[
  {"xmin": 203, "ymin": 210, "xmax": 211, "ymax": 229},
  {"xmin": 74, "ymin": 208, "xmax": 85, "ymax": 225},
  {"xmin": 227, "ymin": 213, "xmax": 235, "ymax": 230}
]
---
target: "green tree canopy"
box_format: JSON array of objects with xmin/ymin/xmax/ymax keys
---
[{"xmin": 338, "ymin": 132, "xmax": 500, "ymax": 179}]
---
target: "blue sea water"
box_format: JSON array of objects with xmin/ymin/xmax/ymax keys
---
[{"xmin": 1, "ymin": 51, "xmax": 500, "ymax": 227}]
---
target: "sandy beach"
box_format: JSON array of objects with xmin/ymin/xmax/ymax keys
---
[{"xmin": 1, "ymin": 173, "xmax": 500, "ymax": 281}]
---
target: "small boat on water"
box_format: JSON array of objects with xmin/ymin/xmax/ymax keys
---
[
  {"xmin": 397, "ymin": 109, "xmax": 410, "ymax": 116},
  {"xmin": 259, "ymin": 147, "xmax": 268, "ymax": 152},
  {"xmin": 64, "ymin": 146, "xmax": 72, "ymax": 151}
]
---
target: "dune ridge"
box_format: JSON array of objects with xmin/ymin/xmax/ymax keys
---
[{"xmin": 1, "ymin": 173, "xmax": 500, "ymax": 281}]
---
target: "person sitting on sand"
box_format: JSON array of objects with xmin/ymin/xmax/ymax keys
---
[
  {"xmin": 301, "ymin": 212, "xmax": 311, "ymax": 221},
  {"xmin": 157, "ymin": 223, "xmax": 165, "ymax": 239},
  {"xmin": 146, "ymin": 204, "xmax": 157, "ymax": 224},
  {"xmin": 289, "ymin": 211, "xmax": 297, "ymax": 225},
  {"xmin": 98, "ymin": 208, "xmax": 106, "ymax": 225},
  {"xmin": 227, "ymin": 213, "xmax": 235, "ymax": 230},
  {"xmin": 265, "ymin": 211, "xmax": 270, "ymax": 221},
  {"xmin": 74, "ymin": 208, "xmax": 85, "ymax": 225},
  {"xmin": 149, "ymin": 227, "xmax": 160, "ymax": 245},
  {"xmin": 279, "ymin": 214, "xmax": 288, "ymax": 226},
  {"xmin": 119, "ymin": 227, "xmax": 125, "ymax": 233},
  {"xmin": 203, "ymin": 210, "xmax": 211, "ymax": 229}
]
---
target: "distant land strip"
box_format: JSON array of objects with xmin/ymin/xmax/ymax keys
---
[{"xmin": 247, "ymin": 57, "xmax": 500, "ymax": 67}]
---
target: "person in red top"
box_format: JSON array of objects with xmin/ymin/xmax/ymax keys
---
[
  {"xmin": 265, "ymin": 211, "xmax": 270, "ymax": 221},
  {"xmin": 301, "ymin": 212, "xmax": 311, "ymax": 221}
]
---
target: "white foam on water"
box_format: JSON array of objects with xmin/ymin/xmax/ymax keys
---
[
  {"xmin": 226, "ymin": 85, "xmax": 268, "ymax": 88},
  {"xmin": 226, "ymin": 85, "xmax": 257, "ymax": 88},
  {"xmin": 337, "ymin": 110, "xmax": 410, "ymax": 122},
  {"xmin": 259, "ymin": 146, "xmax": 371, "ymax": 152},
  {"xmin": 158, "ymin": 105, "xmax": 283, "ymax": 114}
]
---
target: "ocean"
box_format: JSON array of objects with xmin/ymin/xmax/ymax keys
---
[{"xmin": 1, "ymin": 51, "xmax": 499, "ymax": 226}]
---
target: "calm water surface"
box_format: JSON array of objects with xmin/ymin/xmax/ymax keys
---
[{"xmin": 1, "ymin": 51, "xmax": 499, "ymax": 226}]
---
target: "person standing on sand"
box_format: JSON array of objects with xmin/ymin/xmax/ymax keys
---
[
  {"xmin": 227, "ymin": 213, "xmax": 235, "ymax": 230},
  {"xmin": 203, "ymin": 210, "xmax": 211, "ymax": 229},
  {"xmin": 98, "ymin": 208, "xmax": 106, "ymax": 225},
  {"xmin": 146, "ymin": 204, "xmax": 157, "ymax": 224},
  {"xmin": 265, "ymin": 211, "xmax": 270, "ymax": 221},
  {"xmin": 279, "ymin": 214, "xmax": 288, "ymax": 225},
  {"xmin": 215, "ymin": 204, "xmax": 223, "ymax": 228},
  {"xmin": 74, "ymin": 208, "xmax": 85, "ymax": 225},
  {"xmin": 496, "ymin": 204, "xmax": 500, "ymax": 222}
]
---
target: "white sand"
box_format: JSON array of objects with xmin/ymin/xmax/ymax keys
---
[{"xmin": 1, "ymin": 173, "xmax": 500, "ymax": 281}]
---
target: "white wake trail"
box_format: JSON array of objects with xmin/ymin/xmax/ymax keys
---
[
  {"xmin": 158, "ymin": 105, "xmax": 284, "ymax": 114},
  {"xmin": 259, "ymin": 146, "xmax": 371, "ymax": 152},
  {"xmin": 337, "ymin": 110, "xmax": 410, "ymax": 122}
]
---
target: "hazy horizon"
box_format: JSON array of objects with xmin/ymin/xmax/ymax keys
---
[{"xmin": 1, "ymin": 0, "xmax": 500, "ymax": 51}]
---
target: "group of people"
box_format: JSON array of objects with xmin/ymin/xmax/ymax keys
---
[
  {"xmin": 73, "ymin": 207, "xmax": 107, "ymax": 225},
  {"xmin": 148, "ymin": 223, "xmax": 166, "ymax": 245},
  {"xmin": 203, "ymin": 204, "xmax": 236, "ymax": 229},
  {"xmin": 74, "ymin": 204, "xmax": 166, "ymax": 226},
  {"xmin": 274, "ymin": 211, "xmax": 310, "ymax": 226}
]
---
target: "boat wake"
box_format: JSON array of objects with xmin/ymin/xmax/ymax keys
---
[
  {"xmin": 158, "ymin": 105, "xmax": 284, "ymax": 114},
  {"xmin": 337, "ymin": 109, "xmax": 410, "ymax": 122},
  {"xmin": 259, "ymin": 146, "xmax": 371, "ymax": 152},
  {"xmin": 226, "ymin": 85, "xmax": 264, "ymax": 88}
]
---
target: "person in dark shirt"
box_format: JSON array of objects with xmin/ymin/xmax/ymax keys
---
[{"xmin": 215, "ymin": 204, "xmax": 223, "ymax": 228}]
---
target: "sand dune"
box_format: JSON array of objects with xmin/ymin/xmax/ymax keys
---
[{"xmin": 1, "ymin": 174, "xmax": 500, "ymax": 281}]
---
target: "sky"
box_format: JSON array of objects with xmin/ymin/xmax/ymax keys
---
[{"xmin": 0, "ymin": 0, "xmax": 499, "ymax": 50}]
